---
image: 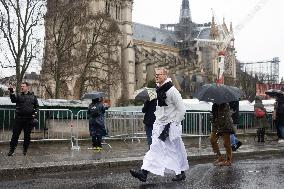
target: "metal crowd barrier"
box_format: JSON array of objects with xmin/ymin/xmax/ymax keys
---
[
  {"xmin": 238, "ymin": 112, "xmax": 276, "ymax": 134},
  {"xmin": 0, "ymin": 107, "xmax": 277, "ymax": 150},
  {"xmin": 0, "ymin": 108, "xmax": 74, "ymax": 144},
  {"xmin": 74, "ymin": 110, "xmax": 145, "ymax": 149},
  {"xmin": 105, "ymin": 110, "xmax": 145, "ymax": 140}
]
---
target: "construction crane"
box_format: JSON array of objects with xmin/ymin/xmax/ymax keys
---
[
  {"xmin": 194, "ymin": 0, "xmax": 270, "ymax": 84},
  {"xmin": 239, "ymin": 57, "xmax": 280, "ymax": 83}
]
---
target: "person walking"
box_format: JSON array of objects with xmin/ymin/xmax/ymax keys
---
[
  {"xmin": 254, "ymin": 96, "xmax": 268, "ymax": 143},
  {"xmin": 274, "ymin": 95, "xmax": 284, "ymax": 143},
  {"xmin": 142, "ymin": 98, "xmax": 157, "ymax": 147},
  {"xmin": 130, "ymin": 67, "xmax": 188, "ymax": 182},
  {"xmin": 229, "ymin": 101, "xmax": 242, "ymax": 151},
  {"xmin": 88, "ymin": 97, "xmax": 107, "ymax": 151},
  {"xmin": 7, "ymin": 82, "xmax": 39, "ymax": 156},
  {"xmin": 210, "ymin": 103, "xmax": 234, "ymax": 166}
]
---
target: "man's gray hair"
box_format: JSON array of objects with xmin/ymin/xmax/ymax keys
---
[{"xmin": 155, "ymin": 67, "xmax": 168, "ymax": 76}]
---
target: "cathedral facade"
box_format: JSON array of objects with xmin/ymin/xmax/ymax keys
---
[{"xmin": 41, "ymin": 0, "xmax": 237, "ymax": 105}]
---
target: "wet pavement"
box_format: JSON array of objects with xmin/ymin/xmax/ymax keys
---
[
  {"xmin": 0, "ymin": 154, "xmax": 283, "ymax": 189},
  {"xmin": 0, "ymin": 136, "xmax": 283, "ymax": 181}
]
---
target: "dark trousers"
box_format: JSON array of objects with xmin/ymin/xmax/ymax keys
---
[
  {"xmin": 145, "ymin": 124, "xmax": 153, "ymax": 146},
  {"xmin": 257, "ymin": 128, "xmax": 265, "ymax": 142},
  {"xmin": 92, "ymin": 135, "xmax": 102, "ymax": 148},
  {"xmin": 10, "ymin": 119, "xmax": 33, "ymax": 151}
]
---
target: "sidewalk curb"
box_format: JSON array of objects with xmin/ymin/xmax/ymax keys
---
[{"xmin": 0, "ymin": 148, "xmax": 283, "ymax": 180}]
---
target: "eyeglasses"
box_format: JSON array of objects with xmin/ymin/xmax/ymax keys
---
[{"xmin": 155, "ymin": 74, "xmax": 165, "ymax": 76}]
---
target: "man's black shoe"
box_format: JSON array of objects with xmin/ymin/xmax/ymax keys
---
[
  {"xmin": 23, "ymin": 150, "xmax": 27, "ymax": 156},
  {"xmin": 7, "ymin": 151, "xmax": 14, "ymax": 156},
  {"xmin": 172, "ymin": 171, "xmax": 186, "ymax": 182},
  {"xmin": 129, "ymin": 169, "xmax": 147, "ymax": 182},
  {"xmin": 231, "ymin": 146, "xmax": 237, "ymax": 151},
  {"xmin": 236, "ymin": 141, "xmax": 242, "ymax": 150}
]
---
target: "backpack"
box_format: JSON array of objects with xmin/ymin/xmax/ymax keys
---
[{"xmin": 254, "ymin": 108, "xmax": 265, "ymax": 118}]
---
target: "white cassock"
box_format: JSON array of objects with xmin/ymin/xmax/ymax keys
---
[{"xmin": 141, "ymin": 80, "xmax": 189, "ymax": 176}]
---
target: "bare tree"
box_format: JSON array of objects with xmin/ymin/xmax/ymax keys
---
[
  {"xmin": 42, "ymin": 0, "xmax": 86, "ymax": 98},
  {"xmin": 0, "ymin": 0, "xmax": 45, "ymax": 91},
  {"xmin": 74, "ymin": 13, "xmax": 122, "ymax": 99}
]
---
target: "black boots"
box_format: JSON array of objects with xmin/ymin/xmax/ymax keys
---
[
  {"xmin": 7, "ymin": 150, "xmax": 15, "ymax": 156},
  {"xmin": 8, "ymin": 147, "xmax": 28, "ymax": 156},
  {"xmin": 7, "ymin": 147, "xmax": 15, "ymax": 156},
  {"xmin": 257, "ymin": 128, "xmax": 265, "ymax": 143},
  {"xmin": 172, "ymin": 171, "xmax": 186, "ymax": 181},
  {"xmin": 129, "ymin": 169, "xmax": 148, "ymax": 182},
  {"xmin": 232, "ymin": 141, "xmax": 243, "ymax": 151},
  {"xmin": 130, "ymin": 169, "xmax": 186, "ymax": 182},
  {"xmin": 23, "ymin": 148, "xmax": 27, "ymax": 156}
]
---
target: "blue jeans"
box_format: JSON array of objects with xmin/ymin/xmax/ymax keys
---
[
  {"xmin": 145, "ymin": 124, "xmax": 153, "ymax": 146},
  {"xmin": 230, "ymin": 124, "xmax": 239, "ymax": 146},
  {"xmin": 230, "ymin": 134, "xmax": 238, "ymax": 146}
]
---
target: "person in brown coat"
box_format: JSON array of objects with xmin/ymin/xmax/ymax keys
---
[{"xmin": 210, "ymin": 103, "xmax": 234, "ymax": 166}]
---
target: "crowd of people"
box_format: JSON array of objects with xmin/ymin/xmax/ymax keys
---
[{"xmin": 5, "ymin": 68, "xmax": 284, "ymax": 183}]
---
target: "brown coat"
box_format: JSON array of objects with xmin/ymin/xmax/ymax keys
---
[{"xmin": 212, "ymin": 103, "xmax": 234, "ymax": 134}]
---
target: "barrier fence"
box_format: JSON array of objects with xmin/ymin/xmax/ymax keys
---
[
  {"xmin": 0, "ymin": 108, "xmax": 74, "ymax": 143},
  {"xmin": 0, "ymin": 108, "xmax": 277, "ymax": 150}
]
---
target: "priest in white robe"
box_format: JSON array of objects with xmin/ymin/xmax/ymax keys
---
[{"xmin": 130, "ymin": 67, "xmax": 189, "ymax": 182}]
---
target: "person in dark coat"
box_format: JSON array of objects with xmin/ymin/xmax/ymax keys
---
[
  {"xmin": 254, "ymin": 96, "xmax": 268, "ymax": 143},
  {"xmin": 229, "ymin": 101, "xmax": 242, "ymax": 151},
  {"xmin": 88, "ymin": 97, "xmax": 107, "ymax": 150},
  {"xmin": 7, "ymin": 82, "xmax": 39, "ymax": 156},
  {"xmin": 274, "ymin": 96, "xmax": 284, "ymax": 143},
  {"xmin": 142, "ymin": 99, "xmax": 157, "ymax": 146},
  {"xmin": 210, "ymin": 103, "xmax": 234, "ymax": 166}
]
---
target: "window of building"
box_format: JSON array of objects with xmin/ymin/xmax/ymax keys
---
[{"xmin": 105, "ymin": 1, "xmax": 110, "ymax": 15}]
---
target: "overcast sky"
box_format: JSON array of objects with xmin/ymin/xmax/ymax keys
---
[{"xmin": 133, "ymin": 0, "xmax": 284, "ymax": 81}]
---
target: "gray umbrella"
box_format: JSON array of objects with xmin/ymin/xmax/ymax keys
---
[
  {"xmin": 193, "ymin": 83, "xmax": 243, "ymax": 104},
  {"xmin": 81, "ymin": 91, "xmax": 106, "ymax": 100},
  {"xmin": 265, "ymin": 89, "xmax": 284, "ymax": 98}
]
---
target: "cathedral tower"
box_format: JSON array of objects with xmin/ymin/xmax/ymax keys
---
[{"xmin": 179, "ymin": 0, "xmax": 192, "ymax": 24}]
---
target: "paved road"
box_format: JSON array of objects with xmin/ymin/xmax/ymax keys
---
[{"xmin": 0, "ymin": 154, "xmax": 283, "ymax": 189}]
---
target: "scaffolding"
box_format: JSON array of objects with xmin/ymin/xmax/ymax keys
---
[{"xmin": 239, "ymin": 57, "xmax": 280, "ymax": 83}]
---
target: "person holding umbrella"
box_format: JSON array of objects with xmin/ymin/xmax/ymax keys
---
[
  {"xmin": 142, "ymin": 98, "xmax": 157, "ymax": 147},
  {"xmin": 210, "ymin": 103, "xmax": 234, "ymax": 166},
  {"xmin": 130, "ymin": 67, "xmax": 188, "ymax": 182},
  {"xmin": 274, "ymin": 95, "xmax": 284, "ymax": 143},
  {"xmin": 266, "ymin": 88, "xmax": 284, "ymax": 143},
  {"xmin": 134, "ymin": 87, "xmax": 157, "ymax": 147},
  {"xmin": 87, "ymin": 96, "xmax": 108, "ymax": 151}
]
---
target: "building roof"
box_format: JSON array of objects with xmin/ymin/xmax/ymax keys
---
[
  {"xmin": 195, "ymin": 27, "xmax": 211, "ymax": 39},
  {"xmin": 132, "ymin": 22, "xmax": 177, "ymax": 47}
]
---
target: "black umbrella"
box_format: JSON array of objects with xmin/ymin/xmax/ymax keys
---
[
  {"xmin": 193, "ymin": 84, "xmax": 242, "ymax": 104},
  {"xmin": 134, "ymin": 87, "xmax": 157, "ymax": 101},
  {"xmin": 265, "ymin": 89, "xmax": 284, "ymax": 98},
  {"xmin": 81, "ymin": 91, "xmax": 106, "ymax": 100}
]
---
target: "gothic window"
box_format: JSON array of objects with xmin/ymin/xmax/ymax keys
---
[
  {"xmin": 105, "ymin": 1, "xmax": 110, "ymax": 15},
  {"xmin": 116, "ymin": 5, "xmax": 118, "ymax": 20},
  {"xmin": 115, "ymin": 4, "xmax": 121, "ymax": 20}
]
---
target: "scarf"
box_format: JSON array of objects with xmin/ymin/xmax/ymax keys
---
[{"xmin": 156, "ymin": 81, "xmax": 173, "ymax": 106}]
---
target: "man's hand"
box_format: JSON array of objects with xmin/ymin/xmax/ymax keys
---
[
  {"xmin": 8, "ymin": 87, "xmax": 14, "ymax": 93},
  {"xmin": 158, "ymin": 123, "xmax": 171, "ymax": 142}
]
